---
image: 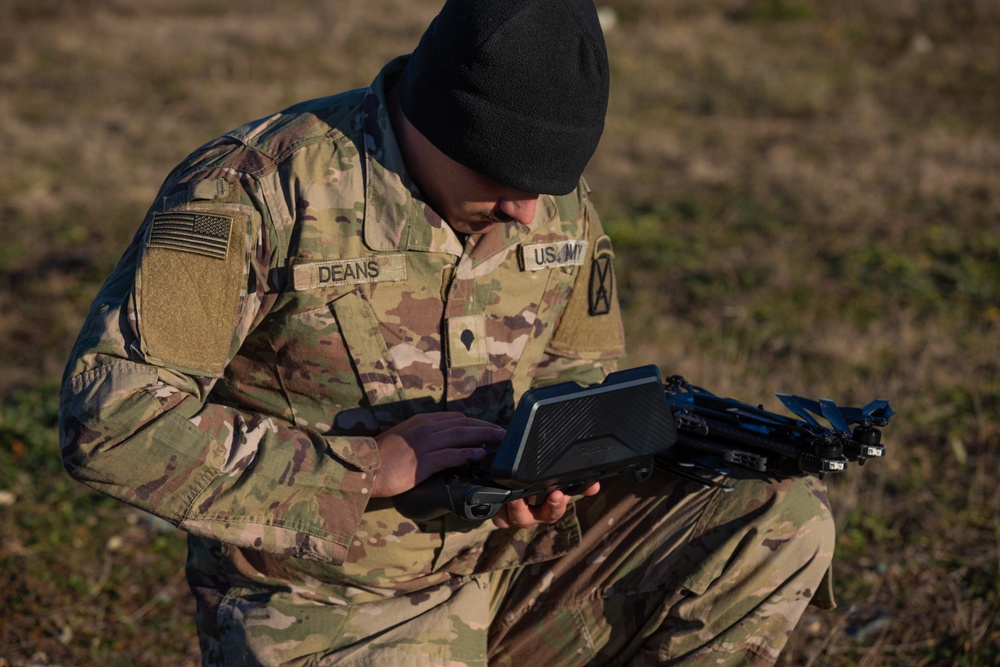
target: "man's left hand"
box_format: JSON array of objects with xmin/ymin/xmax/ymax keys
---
[{"xmin": 491, "ymin": 483, "xmax": 600, "ymax": 529}]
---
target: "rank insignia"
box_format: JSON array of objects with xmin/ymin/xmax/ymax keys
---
[{"xmin": 589, "ymin": 234, "xmax": 615, "ymax": 316}]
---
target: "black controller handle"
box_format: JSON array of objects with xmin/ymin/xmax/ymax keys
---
[{"xmin": 394, "ymin": 473, "xmax": 513, "ymax": 521}]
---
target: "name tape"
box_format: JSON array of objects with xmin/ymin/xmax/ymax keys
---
[{"xmin": 291, "ymin": 254, "xmax": 407, "ymax": 290}]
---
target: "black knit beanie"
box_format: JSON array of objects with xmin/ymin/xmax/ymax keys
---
[{"xmin": 396, "ymin": 0, "xmax": 609, "ymax": 195}]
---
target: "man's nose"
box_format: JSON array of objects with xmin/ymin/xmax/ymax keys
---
[{"xmin": 499, "ymin": 194, "xmax": 539, "ymax": 226}]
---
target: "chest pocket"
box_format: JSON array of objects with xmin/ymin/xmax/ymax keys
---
[
  {"xmin": 507, "ymin": 265, "xmax": 577, "ymax": 399},
  {"xmin": 266, "ymin": 287, "xmax": 411, "ymax": 434},
  {"xmin": 331, "ymin": 289, "xmax": 410, "ymax": 427}
]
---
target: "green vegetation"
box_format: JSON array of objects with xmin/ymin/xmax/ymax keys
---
[
  {"xmin": 0, "ymin": 384, "xmax": 198, "ymax": 665},
  {"xmin": 1, "ymin": 0, "xmax": 997, "ymax": 665}
]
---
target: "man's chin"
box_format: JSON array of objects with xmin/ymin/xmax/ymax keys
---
[{"xmin": 448, "ymin": 220, "xmax": 502, "ymax": 236}]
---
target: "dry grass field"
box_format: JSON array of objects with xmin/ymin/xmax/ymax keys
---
[{"xmin": 1, "ymin": 0, "xmax": 997, "ymax": 665}]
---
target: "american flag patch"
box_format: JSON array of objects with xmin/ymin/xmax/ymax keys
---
[{"xmin": 148, "ymin": 211, "xmax": 233, "ymax": 259}]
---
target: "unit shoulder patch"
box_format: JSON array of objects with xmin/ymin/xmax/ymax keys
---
[{"xmin": 589, "ymin": 234, "xmax": 615, "ymax": 316}]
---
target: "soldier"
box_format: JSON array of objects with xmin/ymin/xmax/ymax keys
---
[{"xmin": 59, "ymin": 0, "xmax": 835, "ymax": 665}]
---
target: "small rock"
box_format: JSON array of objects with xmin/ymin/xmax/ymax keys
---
[{"xmin": 910, "ymin": 33, "xmax": 933, "ymax": 54}]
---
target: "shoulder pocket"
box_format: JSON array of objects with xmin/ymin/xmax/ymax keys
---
[{"xmin": 135, "ymin": 202, "xmax": 255, "ymax": 377}]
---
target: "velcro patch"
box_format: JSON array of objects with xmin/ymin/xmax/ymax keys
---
[
  {"xmin": 148, "ymin": 211, "xmax": 233, "ymax": 259},
  {"xmin": 138, "ymin": 205, "xmax": 251, "ymax": 376},
  {"xmin": 519, "ymin": 240, "xmax": 589, "ymax": 271},
  {"xmin": 290, "ymin": 254, "xmax": 407, "ymax": 290}
]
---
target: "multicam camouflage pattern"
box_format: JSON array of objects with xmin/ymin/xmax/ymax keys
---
[
  {"xmin": 185, "ymin": 467, "xmax": 834, "ymax": 666},
  {"xmin": 489, "ymin": 468, "xmax": 836, "ymax": 667},
  {"xmin": 60, "ymin": 54, "xmax": 621, "ymax": 564},
  {"xmin": 60, "ymin": 56, "xmax": 835, "ymax": 666}
]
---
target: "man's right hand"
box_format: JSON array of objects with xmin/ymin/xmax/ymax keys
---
[{"xmin": 371, "ymin": 412, "xmax": 506, "ymax": 498}]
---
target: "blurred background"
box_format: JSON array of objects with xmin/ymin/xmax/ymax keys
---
[{"xmin": 0, "ymin": 1, "xmax": 997, "ymax": 665}]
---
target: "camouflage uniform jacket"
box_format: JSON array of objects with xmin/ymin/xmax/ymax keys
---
[{"xmin": 59, "ymin": 57, "xmax": 626, "ymax": 589}]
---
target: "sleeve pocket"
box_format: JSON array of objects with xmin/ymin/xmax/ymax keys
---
[{"xmin": 134, "ymin": 203, "xmax": 254, "ymax": 377}]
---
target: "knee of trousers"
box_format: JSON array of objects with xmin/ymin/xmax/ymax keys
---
[
  {"xmin": 686, "ymin": 473, "xmax": 837, "ymax": 602},
  {"xmin": 646, "ymin": 475, "xmax": 837, "ymax": 664},
  {"xmin": 760, "ymin": 473, "xmax": 836, "ymax": 570}
]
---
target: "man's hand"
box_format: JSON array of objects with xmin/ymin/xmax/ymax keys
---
[
  {"xmin": 491, "ymin": 482, "xmax": 601, "ymax": 530},
  {"xmin": 372, "ymin": 412, "xmax": 505, "ymax": 498}
]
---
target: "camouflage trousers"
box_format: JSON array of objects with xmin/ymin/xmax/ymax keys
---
[{"xmin": 188, "ymin": 468, "xmax": 835, "ymax": 666}]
